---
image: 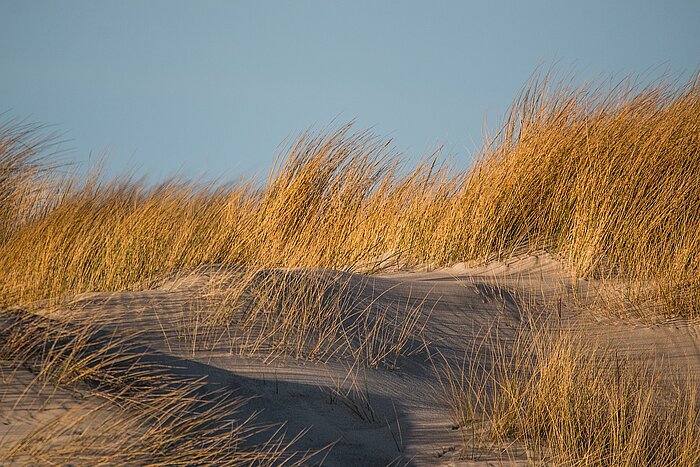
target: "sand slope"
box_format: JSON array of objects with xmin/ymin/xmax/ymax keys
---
[{"xmin": 2, "ymin": 253, "xmax": 699, "ymax": 465}]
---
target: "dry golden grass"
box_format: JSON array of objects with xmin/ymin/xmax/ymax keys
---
[
  {"xmin": 0, "ymin": 70, "xmax": 698, "ymax": 464},
  {"xmin": 196, "ymin": 268, "xmax": 431, "ymax": 367},
  {"xmin": 0, "ymin": 310, "xmax": 311, "ymax": 465},
  {"xmin": 451, "ymin": 74, "xmax": 700, "ymax": 317},
  {"xmin": 435, "ymin": 321, "xmax": 700, "ymax": 465},
  {"xmin": 0, "ymin": 72, "xmax": 698, "ymax": 316},
  {"xmin": 0, "ymin": 119, "xmax": 58, "ymax": 243},
  {"xmin": 1, "ymin": 382, "xmax": 303, "ymax": 466}
]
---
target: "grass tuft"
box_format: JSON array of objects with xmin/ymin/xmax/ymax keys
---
[{"xmin": 436, "ymin": 322, "xmax": 700, "ymax": 465}]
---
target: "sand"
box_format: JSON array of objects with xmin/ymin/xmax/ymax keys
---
[{"xmin": 2, "ymin": 253, "xmax": 699, "ymax": 465}]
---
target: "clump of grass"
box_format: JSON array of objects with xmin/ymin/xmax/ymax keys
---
[
  {"xmin": 437, "ymin": 323, "xmax": 700, "ymax": 465},
  {"xmin": 0, "ymin": 71, "xmax": 698, "ymax": 315},
  {"xmin": 0, "ymin": 119, "xmax": 57, "ymax": 243},
  {"xmin": 1, "ymin": 381, "xmax": 304, "ymax": 466},
  {"xmin": 0, "ymin": 310, "xmax": 310, "ymax": 465},
  {"xmin": 0, "ymin": 309, "xmax": 155, "ymax": 392},
  {"xmin": 182, "ymin": 268, "xmax": 431, "ymax": 368},
  {"xmin": 444, "ymin": 73, "xmax": 700, "ymax": 316}
]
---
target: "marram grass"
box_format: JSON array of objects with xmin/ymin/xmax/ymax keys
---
[
  {"xmin": 0, "ymin": 73, "xmax": 698, "ymax": 316},
  {"xmin": 435, "ymin": 321, "xmax": 700, "ymax": 465}
]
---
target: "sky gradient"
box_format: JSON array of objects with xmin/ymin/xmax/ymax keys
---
[{"xmin": 2, "ymin": 1, "xmax": 699, "ymax": 180}]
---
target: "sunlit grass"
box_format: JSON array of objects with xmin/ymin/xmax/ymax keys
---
[
  {"xmin": 1, "ymin": 73, "xmax": 697, "ymax": 316},
  {"xmin": 0, "ymin": 310, "xmax": 311, "ymax": 465},
  {"xmin": 435, "ymin": 320, "xmax": 700, "ymax": 465},
  {"xmin": 1, "ymin": 70, "xmax": 698, "ymax": 464}
]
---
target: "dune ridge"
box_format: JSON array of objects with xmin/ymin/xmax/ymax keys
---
[{"xmin": 1, "ymin": 72, "xmax": 699, "ymax": 465}]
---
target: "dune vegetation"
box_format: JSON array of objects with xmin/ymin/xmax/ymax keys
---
[
  {"xmin": 1, "ymin": 72, "xmax": 699, "ymax": 464},
  {"xmin": 0, "ymin": 309, "xmax": 313, "ymax": 465},
  {"xmin": 1, "ymin": 73, "xmax": 698, "ymax": 316},
  {"xmin": 436, "ymin": 321, "xmax": 700, "ymax": 465}
]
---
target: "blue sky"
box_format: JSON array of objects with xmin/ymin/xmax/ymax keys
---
[{"xmin": 2, "ymin": 1, "xmax": 699, "ymax": 180}]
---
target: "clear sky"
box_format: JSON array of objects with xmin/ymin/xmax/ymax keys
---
[{"xmin": 2, "ymin": 1, "xmax": 699, "ymax": 180}]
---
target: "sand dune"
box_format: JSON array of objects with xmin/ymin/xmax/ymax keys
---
[{"xmin": 3, "ymin": 253, "xmax": 699, "ymax": 465}]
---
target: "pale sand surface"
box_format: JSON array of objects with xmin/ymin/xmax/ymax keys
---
[{"xmin": 2, "ymin": 253, "xmax": 699, "ymax": 465}]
